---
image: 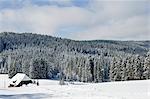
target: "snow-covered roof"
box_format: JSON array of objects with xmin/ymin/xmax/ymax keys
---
[{"xmin": 9, "ymin": 73, "xmax": 31, "ymax": 86}]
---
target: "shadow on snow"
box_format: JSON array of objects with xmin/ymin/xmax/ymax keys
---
[{"xmin": 0, "ymin": 93, "xmax": 51, "ymax": 99}]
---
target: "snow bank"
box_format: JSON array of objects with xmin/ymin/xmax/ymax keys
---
[{"xmin": 0, "ymin": 74, "xmax": 150, "ymax": 99}]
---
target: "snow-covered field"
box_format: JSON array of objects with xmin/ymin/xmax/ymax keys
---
[{"xmin": 0, "ymin": 74, "xmax": 150, "ymax": 99}]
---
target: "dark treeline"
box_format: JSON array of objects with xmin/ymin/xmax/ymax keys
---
[{"xmin": 0, "ymin": 32, "xmax": 150, "ymax": 82}]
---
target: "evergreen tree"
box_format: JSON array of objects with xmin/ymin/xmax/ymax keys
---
[{"xmin": 143, "ymin": 51, "xmax": 150, "ymax": 79}]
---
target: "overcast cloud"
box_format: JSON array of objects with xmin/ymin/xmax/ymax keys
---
[{"xmin": 0, "ymin": 0, "xmax": 149, "ymax": 40}]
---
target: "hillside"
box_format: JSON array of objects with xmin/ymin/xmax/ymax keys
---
[
  {"xmin": 0, "ymin": 32, "xmax": 149, "ymax": 54},
  {"xmin": 0, "ymin": 32, "xmax": 150, "ymax": 82}
]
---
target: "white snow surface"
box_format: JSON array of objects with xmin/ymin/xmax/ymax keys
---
[{"xmin": 0, "ymin": 74, "xmax": 150, "ymax": 99}]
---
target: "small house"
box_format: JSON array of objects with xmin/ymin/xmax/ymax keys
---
[{"xmin": 8, "ymin": 73, "xmax": 32, "ymax": 87}]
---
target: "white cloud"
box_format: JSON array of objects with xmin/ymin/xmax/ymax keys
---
[
  {"xmin": 70, "ymin": 15, "xmax": 149, "ymax": 40},
  {"xmin": 0, "ymin": 4, "xmax": 91, "ymax": 35},
  {"xmin": 69, "ymin": 0, "xmax": 150, "ymax": 40},
  {"xmin": 0, "ymin": 0, "xmax": 149, "ymax": 40}
]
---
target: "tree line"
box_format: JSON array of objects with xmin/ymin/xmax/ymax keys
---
[{"xmin": 0, "ymin": 32, "xmax": 150, "ymax": 82}]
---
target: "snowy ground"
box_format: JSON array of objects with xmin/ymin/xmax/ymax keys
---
[{"xmin": 0, "ymin": 74, "xmax": 150, "ymax": 99}]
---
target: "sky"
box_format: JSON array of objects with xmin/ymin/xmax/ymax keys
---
[{"xmin": 0, "ymin": 0, "xmax": 149, "ymax": 40}]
